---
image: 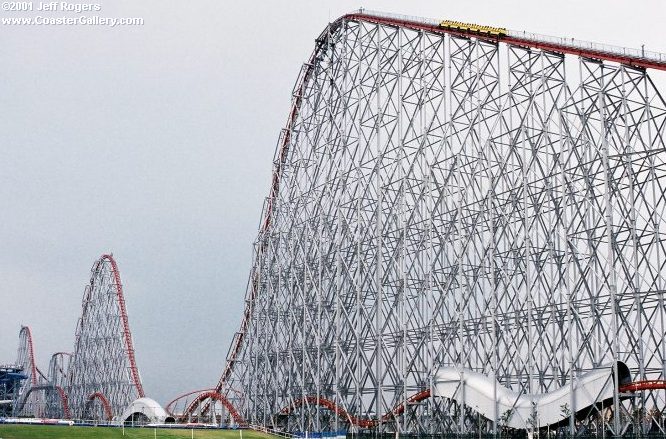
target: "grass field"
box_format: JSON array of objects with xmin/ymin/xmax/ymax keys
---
[{"xmin": 0, "ymin": 425, "xmax": 278, "ymax": 439}]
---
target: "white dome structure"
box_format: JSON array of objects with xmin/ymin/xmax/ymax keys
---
[{"xmin": 119, "ymin": 397, "xmax": 175, "ymax": 425}]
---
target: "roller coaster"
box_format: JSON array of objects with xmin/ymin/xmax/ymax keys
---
[
  {"xmin": 168, "ymin": 9, "xmax": 666, "ymax": 437},
  {"xmin": 8, "ymin": 254, "xmax": 145, "ymax": 421},
  {"xmin": 5, "ymin": 8, "xmax": 666, "ymax": 436}
]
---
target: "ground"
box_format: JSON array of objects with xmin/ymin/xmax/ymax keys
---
[{"xmin": 0, "ymin": 425, "xmax": 279, "ymax": 439}]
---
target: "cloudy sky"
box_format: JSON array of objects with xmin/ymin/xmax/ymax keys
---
[{"xmin": 1, "ymin": 0, "xmax": 665, "ymax": 406}]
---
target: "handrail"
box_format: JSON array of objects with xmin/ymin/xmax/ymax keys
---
[{"xmin": 346, "ymin": 9, "xmax": 666, "ymax": 71}]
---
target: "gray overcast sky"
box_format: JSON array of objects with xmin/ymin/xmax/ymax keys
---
[{"xmin": 1, "ymin": 0, "xmax": 665, "ymax": 406}]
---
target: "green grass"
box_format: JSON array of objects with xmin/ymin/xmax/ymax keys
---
[{"xmin": 0, "ymin": 425, "xmax": 278, "ymax": 439}]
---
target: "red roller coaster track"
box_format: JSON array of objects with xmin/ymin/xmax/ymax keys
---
[
  {"xmin": 182, "ymin": 391, "xmax": 244, "ymax": 424},
  {"xmin": 88, "ymin": 392, "xmax": 113, "ymax": 421},
  {"xmin": 166, "ymin": 388, "xmax": 244, "ymax": 424},
  {"xmin": 20, "ymin": 326, "xmax": 38, "ymax": 387},
  {"xmin": 282, "ymin": 382, "xmax": 666, "ymax": 429},
  {"xmin": 16, "ymin": 328, "xmax": 72, "ymax": 418},
  {"xmin": 54, "ymin": 386, "xmax": 71, "ymax": 419},
  {"xmin": 343, "ymin": 12, "xmax": 666, "ymax": 72},
  {"xmin": 209, "ymin": 17, "xmax": 322, "ymax": 404},
  {"xmin": 281, "ymin": 390, "xmax": 432, "ymax": 429},
  {"xmin": 101, "ymin": 254, "xmax": 145, "ymax": 399},
  {"xmin": 619, "ymin": 380, "xmax": 666, "ymax": 392},
  {"xmin": 165, "ymin": 388, "xmax": 214, "ymax": 417},
  {"xmin": 16, "ymin": 384, "xmax": 72, "ymax": 419},
  {"xmin": 202, "ymin": 10, "xmax": 666, "ymax": 421}
]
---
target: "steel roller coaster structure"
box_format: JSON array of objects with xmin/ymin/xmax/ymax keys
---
[
  {"xmin": 11, "ymin": 254, "xmax": 145, "ymax": 421},
  {"xmin": 169, "ymin": 9, "xmax": 666, "ymax": 437},
  {"xmin": 7, "ymin": 8, "xmax": 666, "ymax": 436}
]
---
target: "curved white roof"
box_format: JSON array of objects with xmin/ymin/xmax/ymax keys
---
[
  {"xmin": 119, "ymin": 397, "xmax": 171, "ymax": 423},
  {"xmin": 434, "ymin": 363, "xmax": 628, "ymax": 429}
]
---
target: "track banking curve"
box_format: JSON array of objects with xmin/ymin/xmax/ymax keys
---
[{"xmin": 208, "ymin": 9, "xmax": 666, "ymax": 416}]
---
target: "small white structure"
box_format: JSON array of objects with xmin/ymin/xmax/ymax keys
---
[{"xmin": 119, "ymin": 397, "xmax": 175, "ymax": 424}]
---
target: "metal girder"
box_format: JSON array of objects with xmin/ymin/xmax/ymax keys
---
[
  {"xmin": 216, "ymin": 13, "xmax": 666, "ymax": 436},
  {"xmin": 13, "ymin": 326, "xmax": 39, "ymax": 417},
  {"xmin": 66, "ymin": 254, "xmax": 145, "ymax": 420},
  {"xmin": 9, "ymin": 255, "xmax": 143, "ymax": 421}
]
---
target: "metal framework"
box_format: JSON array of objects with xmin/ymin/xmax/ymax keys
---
[
  {"xmin": 44, "ymin": 352, "xmax": 72, "ymax": 418},
  {"xmin": 165, "ymin": 388, "xmax": 245, "ymax": 424},
  {"xmin": 199, "ymin": 10, "xmax": 666, "ymax": 436},
  {"xmin": 12, "ymin": 326, "xmax": 39, "ymax": 417},
  {"xmin": 9, "ymin": 254, "xmax": 145, "ymax": 421},
  {"xmin": 66, "ymin": 254, "xmax": 145, "ymax": 420},
  {"xmin": 0, "ymin": 364, "xmax": 25, "ymax": 416}
]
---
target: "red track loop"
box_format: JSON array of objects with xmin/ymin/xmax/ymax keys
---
[
  {"xmin": 101, "ymin": 254, "xmax": 145, "ymax": 398},
  {"xmin": 181, "ymin": 391, "xmax": 244, "ymax": 424},
  {"xmin": 164, "ymin": 388, "xmax": 215, "ymax": 416},
  {"xmin": 282, "ymin": 389, "xmax": 431, "ymax": 429},
  {"xmin": 88, "ymin": 392, "xmax": 113, "ymax": 421}
]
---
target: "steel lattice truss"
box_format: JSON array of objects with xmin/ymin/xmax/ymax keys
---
[
  {"xmin": 11, "ymin": 255, "xmax": 144, "ymax": 421},
  {"xmin": 216, "ymin": 12, "xmax": 666, "ymax": 436},
  {"xmin": 66, "ymin": 254, "xmax": 145, "ymax": 420},
  {"xmin": 44, "ymin": 352, "xmax": 72, "ymax": 418},
  {"xmin": 13, "ymin": 326, "xmax": 40, "ymax": 417}
]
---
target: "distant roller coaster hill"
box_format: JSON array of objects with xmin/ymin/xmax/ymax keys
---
[{"xmin": 4, "ymin": 254, "xmax": 173, "ymax": 425}]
